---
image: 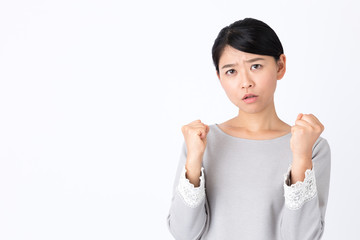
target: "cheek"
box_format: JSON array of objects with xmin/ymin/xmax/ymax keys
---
[
  {"xmin": 259, "ymin": 79, "xmax": 278, "ymax": 100},
  {"xmin": 222, "ymin": 81, "xmax": 237, "ymax": 95},
  {"xmin": 257, "ymin": 72, "xmax": 277, "ymax": 88},
  {"xmin": 262, "ymin": 78, "xmax": 274, "ymax": 89},
  {"xmin": 222, "ymin": 82, "xmax": 243, "ymax": 101}
]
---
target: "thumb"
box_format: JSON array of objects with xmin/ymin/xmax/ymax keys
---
[
  {"xmin": 296, "ymin": 113, "xmax": 303, "ymax": 121},
  {"xmin": 200, "ymin": 129, "xmax": 206, "ymax": 139}
]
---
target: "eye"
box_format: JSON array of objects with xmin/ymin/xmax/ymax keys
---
[
  {"xmin": 225, "ymin": 69, "xmax": 236, "ymax": 75},
  {"xmin": 251, "ymin": 64, "xmax": 262, "ymax": 70}
]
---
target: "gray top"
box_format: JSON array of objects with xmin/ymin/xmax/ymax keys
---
[{"xmin": 166, "ymin": 123, "xmax": 331, "ymax": 240}]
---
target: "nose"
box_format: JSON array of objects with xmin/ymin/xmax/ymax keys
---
[
  {"xmin": 242, "ymin": 82, "xmax": 253, "ymax": 89},
  {"xmin": 239, "ymin": 71, "xmax": 254, "ymax": 89}
]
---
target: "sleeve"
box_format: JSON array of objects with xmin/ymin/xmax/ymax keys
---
[
  {"xmin": 166, "ymin": 140, "xmax": 210, "ymax": 240},
  {"xmin": 280, "ymin": 137, "xmax": 331, "ymax": 240}
]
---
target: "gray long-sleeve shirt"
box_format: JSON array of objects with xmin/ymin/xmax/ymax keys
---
[{"xmin": 166, "ymin": 123, "xmax": 331, "ymax": 240}]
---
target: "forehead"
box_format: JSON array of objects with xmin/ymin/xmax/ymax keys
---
[{"xmin": 219, "ymin": 45, "xmax": 272, "ymax": 63}]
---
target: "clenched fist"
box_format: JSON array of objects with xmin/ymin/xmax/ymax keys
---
[
  {"xmin": 290, "ymin": 113, "xmax": 325, "ymax": 159},
  {"xmin": 181, "ymin": 119, "xmax": 210, "ymax": 186},
  {"xmin": 181, "ymin": 119, "xmax": 210, "ymax": 165}
]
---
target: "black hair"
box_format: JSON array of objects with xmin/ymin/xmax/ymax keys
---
[{"xmin": 211, "ymin": 17, "xmax": 284, "ymax": 73}]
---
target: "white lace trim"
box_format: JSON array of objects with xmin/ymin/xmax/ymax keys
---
[
  {"xmin": 283, "ymin": 162, "xmax": 317, "ymax": 210},
  {"xmin": 177, "ymin": 165, "xmax": 205, "ymax": 208}
]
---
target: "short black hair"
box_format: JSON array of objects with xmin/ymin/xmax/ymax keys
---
[{"xmin": 212, "ymin": 17, "xmax": 284, "ymax": 73}]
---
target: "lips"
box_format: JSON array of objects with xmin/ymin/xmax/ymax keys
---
[{"xmin": 242, "ymin": 93, "xmax": 259, "ymax": 100}]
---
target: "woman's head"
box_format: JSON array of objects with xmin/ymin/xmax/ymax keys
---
[
  {"xmin": 212, "ymin": 17, "xmax": 284, "ymax": 74},
  {"xmin": 211, "ymin": 18, "xmax": 286, "ymax": 113}
]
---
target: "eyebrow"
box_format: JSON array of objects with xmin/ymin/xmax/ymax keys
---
[{"xmin": 221, "ymin": 58, "xmax": 266, "ymax": 69}]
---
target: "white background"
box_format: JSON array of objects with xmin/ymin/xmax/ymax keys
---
[{"xmin": 0, "ymin": 0, "xmax": 359, "ymax": 239}]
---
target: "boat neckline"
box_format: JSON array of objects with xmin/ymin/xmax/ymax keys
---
[{"xmin": 213, "ymin": 123, "xmax": 292, "ymax": 142}]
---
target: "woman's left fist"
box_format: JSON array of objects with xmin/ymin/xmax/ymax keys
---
[{"xmin": 290, "ymin": 113, "xmax": 325, "ymax": 159}]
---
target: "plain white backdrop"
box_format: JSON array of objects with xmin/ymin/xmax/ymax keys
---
[{"xmin": 0, "ymin": 0, "xmax": 359, "ymax": 239}]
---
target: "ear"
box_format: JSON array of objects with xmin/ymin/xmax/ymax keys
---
[
  {"xmin": 276, "ymin": 54, "xmax": 286, "ymax": 80},
  {"xmin": 216, "ymin": 71, "xmax": 221, "ymax": 81}
]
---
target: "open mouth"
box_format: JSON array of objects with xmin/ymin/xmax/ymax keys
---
[
  {"xmin": 243, "ymin": 95, "xmax": 258, "ymax": 103},
  {"xmin": 244, "ymin": 96, "xmax": 256, "ymax": 99},
  {"xmin": 242, "ymin": 94, "xmax": 258, "ymax": 100}
]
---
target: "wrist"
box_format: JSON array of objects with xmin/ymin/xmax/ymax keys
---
[
  {"xmin": 185, "ymin": 162, "xmax": 202, "ymax": 171},
  {"xmin": 292, "ymin": 152, "xmax": 312, "ymax": 162}
]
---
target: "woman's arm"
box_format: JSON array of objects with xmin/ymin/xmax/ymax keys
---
[
  {"xmin": 280, "ymin": 137, "xmax": 331, "ymax": 240},
  {"xmin": 166, "ymin": 140, "xmax": 210, "ymax": 240}
]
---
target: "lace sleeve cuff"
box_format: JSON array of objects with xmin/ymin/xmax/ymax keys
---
[
  {"xmin": 177, "ymin": 165, "xmax": 205, "ymax": 208},
  {"xmin": 283, "ymin": 162, "xmax": 317, "ymax": 210}
]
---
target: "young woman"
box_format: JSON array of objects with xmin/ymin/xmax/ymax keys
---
[{"xmin": 166, "ymin": 17, "xmax": 331, "ymax": 239}]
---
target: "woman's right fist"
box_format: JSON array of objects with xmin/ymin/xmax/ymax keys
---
[{"xmin": 181, "ymin": 120, "xmax": 210, "ymax": 159}]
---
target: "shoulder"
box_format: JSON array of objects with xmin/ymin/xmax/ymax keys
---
[
  {"xmin": 313, "ymin": 136, "xmax": 331, "ymax": 153},
  {"xmin": 312, "ymin": 136, "xmax": 331, "ymax": 166},
  {"xmin": 208, "ymin": 123, "xmax": 221, "ymax": 137},
  {"xmin": 204, "ymin": 123, "xmax": 222, "ymax": 144}
]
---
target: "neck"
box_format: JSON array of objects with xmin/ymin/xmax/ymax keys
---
[{"xmin": 231, "ymin": 100, "xmax": 285, "ymax": 133}]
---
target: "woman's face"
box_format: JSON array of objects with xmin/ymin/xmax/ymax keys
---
[{"xmin": 216, "ymin": 45, "xmax": 286, "ymax": 113}]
